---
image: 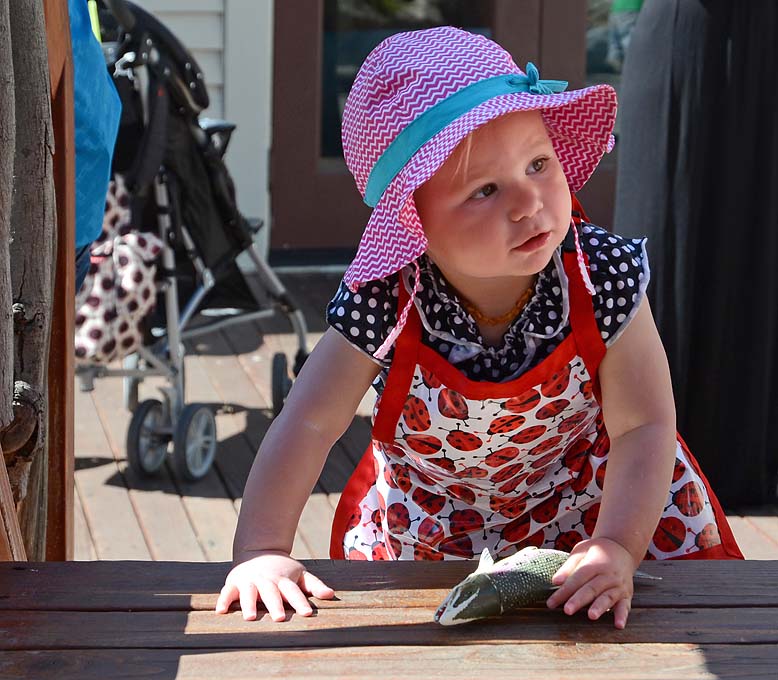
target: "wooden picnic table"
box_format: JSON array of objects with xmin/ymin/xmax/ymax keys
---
[{"xmin": 1, "ymin": 559, "xmax": 776, "ymax": 679}]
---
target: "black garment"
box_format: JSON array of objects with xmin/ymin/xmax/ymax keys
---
[{"xmin": 614, "ymin": 0, "xmax": 778, "ymax": 506}]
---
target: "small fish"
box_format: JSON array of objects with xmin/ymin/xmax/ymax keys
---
[{"xmin": 434, "ymin": 546, "xmax": 661, "ymax": 625}]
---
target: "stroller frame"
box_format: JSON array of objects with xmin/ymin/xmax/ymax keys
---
[{"xmin": 76, "ymin": 0, "xmax": 308, "ymax": 481}]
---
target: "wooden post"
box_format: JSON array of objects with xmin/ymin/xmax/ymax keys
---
[
  {"xmin": 43, "ymin": 0, "xmax": 75, "ymax": 562},
  {"xmin": 0, "ymin": 2, "xmax": 15, "ymax": 432},
  {"xmin": 5, "ymin": 0, "xmax": 57, "ymax": 561},
  {"xmin": 0, "ymin": 445, "xmax": 27, "ymax": 561}
]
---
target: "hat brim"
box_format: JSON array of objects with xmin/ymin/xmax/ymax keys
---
[{"xmin": 344, "ymin": 84, "xmax": 617, "ymax": 291}]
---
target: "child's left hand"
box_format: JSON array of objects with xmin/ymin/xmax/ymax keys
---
[{"xmin": 546, "ymin": 537, "xmax": 636, "ymax": 629}]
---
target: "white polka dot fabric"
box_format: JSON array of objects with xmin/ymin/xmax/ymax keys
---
[
  {"xmin": 74, "ymin": 175, "xmax": 163, "ymax": 363},
  {"xmin": 327, "ymin": 224, "xmax": 648, "ymax": 388}
]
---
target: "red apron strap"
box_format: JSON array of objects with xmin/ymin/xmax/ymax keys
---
[
  {"xmin": 565, "ymin": 195, "xmax": 604, "ymax": 381},
  {"xmin": 371, "ymin": 272, "xmax": 421, "ymax": 443},
  {"xmin": 563, "ymin": 244, "xmax": 606, "ymax": 385}
]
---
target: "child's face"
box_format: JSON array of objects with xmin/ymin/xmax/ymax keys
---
[{"xmin": 414, "ymin": 110, "xmax": 571, "ymax": 290}]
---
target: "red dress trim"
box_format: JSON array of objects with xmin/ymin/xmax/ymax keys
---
[
  {"xmin": 667, "ymin": 435, "xmax": 744, "ymax": 560},
  {"xmin": 330, "ymin": 443, "xmax": 377, "ymax": 559}
]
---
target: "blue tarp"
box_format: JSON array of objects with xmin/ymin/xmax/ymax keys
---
[{"xmin": 69, "ymin": 0, "xmax": 121, "ymax": 248}]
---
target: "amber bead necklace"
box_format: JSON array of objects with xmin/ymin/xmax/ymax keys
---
[{"xmin": 458, "ymin": 281, "xmax": 536, "ymax": 326}]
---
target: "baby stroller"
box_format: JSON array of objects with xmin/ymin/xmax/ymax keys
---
[{"xmin": 75, "ymin": 0, "xmax": 308, "ymax": 481}]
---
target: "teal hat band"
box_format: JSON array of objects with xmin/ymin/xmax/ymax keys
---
[{"xmin": 363, "ymin": 63, "xmax": 568, "ymax": 208}]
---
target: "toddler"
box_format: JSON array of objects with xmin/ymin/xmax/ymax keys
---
[{"xmin": 216, "ymin": 27, "xmax": 742, "ymax": 630}]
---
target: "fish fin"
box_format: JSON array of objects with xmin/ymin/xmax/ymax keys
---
[
  {"xmin": 634, "ymin": 570, "xmax": 662, "ymax": 581},
  {"xmin": 474, "ymin": 547, "xmax": 495, "ymax": 574}
]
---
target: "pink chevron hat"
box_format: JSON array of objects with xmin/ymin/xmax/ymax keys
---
[{"xmin": 341, "ymin": 26, "xmax": 617, "ymax": 295}]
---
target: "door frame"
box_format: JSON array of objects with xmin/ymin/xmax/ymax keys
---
[{"xmin": 270, "ymin": 0, "xmax": 611, "ymax": 260}]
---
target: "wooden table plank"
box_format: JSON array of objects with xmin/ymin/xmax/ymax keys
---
[
  {"xmin": 1, "ymin": 556, "xmax": 775, "ymax": 679},
  {"xmin": 1, "ymin": 644, "xmax": 776, "ymax": 680},
  {"xmin": 1, "ymin": 606, "xmax": 777, "ymax": 649},
  {"xmin": 1, "ymin": 560, "xmax": 777, "ymax": 611}
]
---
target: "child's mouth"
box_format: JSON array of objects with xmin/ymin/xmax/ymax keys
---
[{"xmin": 513, "ymin": 232, "xmax": 551, "ymax": 253}]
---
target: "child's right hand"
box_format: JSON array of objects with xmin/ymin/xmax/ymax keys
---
[{"xmin": 215, "ymin": 550, "xmax": 335, "ymax": 621}]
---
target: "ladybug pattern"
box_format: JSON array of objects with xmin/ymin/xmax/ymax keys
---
[
  {"xmin": 336, "ymin": 238, "xmax": 736, "ymax": 563},
  {"xmin": 341, "ymin": 352, "xmax": 725, "ymax": 561}
]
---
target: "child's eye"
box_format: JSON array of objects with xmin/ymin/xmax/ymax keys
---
[
  {"xmin": 528, "ymin": 157, "xmax": 548, "ymax": 174},
  {"xmin": 472, "ymin": 183, "xmax": 497, "ymax": 199}
]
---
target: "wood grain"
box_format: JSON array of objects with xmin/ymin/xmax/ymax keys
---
[
  {"xmin": 1, "ymin": 606, "xmax": 777, "ymax": 650},
  {"xmin": 1, "ymin": 558, "xmax": 776, "ymax": 678},
  {"xmin": 44, "ymin": 0, "xmax": 76, "ymax": 561},
  {"xmin": 1, "ymin": 560, "xmax": 777, "ymax": 611},
  {"xmin": 0, "ymin": 447, "xmax": 26, "ymax": 560},
  {"xmin": 1, "ymin": 644, "xmax": 775, "ymax": 680}
]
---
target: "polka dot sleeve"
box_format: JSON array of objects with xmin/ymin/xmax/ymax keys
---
[
  {"xmin": 326, "ymin": 275, "xmax": 399, "ymax": 367},
  {"xmin": 580, "ymin": 224, "xmax": 650, "ymax": 347}
]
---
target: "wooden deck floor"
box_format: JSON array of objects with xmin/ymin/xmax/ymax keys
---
[{"xmin": 73, "ymin": 272, "xmax": 778, "ymax": 562}]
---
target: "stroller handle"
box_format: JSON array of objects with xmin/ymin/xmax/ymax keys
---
[{"xmin": 104, "ymin": 0, "xmax": 136, "ymax": 30}]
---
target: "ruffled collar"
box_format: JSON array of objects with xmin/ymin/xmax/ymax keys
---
[{"xmin": 404, "ymin": 250, "xmax": 570, "ymax": 361}]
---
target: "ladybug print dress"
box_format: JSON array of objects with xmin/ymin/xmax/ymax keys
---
[{"xmin": 329, "ymin": 227, "xmax": 743, "ymax": 562}]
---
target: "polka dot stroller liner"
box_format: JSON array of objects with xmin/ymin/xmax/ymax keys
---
[{"xmin": 75, "ymin": 174, "xmax": 163, "ymax": 364}]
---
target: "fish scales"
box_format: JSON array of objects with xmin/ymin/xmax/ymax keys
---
[
  {"xmin": 434, "ymin": 547, "xmax": 570, "ymax": 625},
  {"xmin": 487, "ymin": 550, "xmax": 568, "ymax": 611},
  {"xmin": 434, "ymin": 546, "xmax": 661, "ymax": 625}
]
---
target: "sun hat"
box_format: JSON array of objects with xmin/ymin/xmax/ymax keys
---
[{"xmin": 341, "ymin": 26, "xmax": 617, "ymax": 358}]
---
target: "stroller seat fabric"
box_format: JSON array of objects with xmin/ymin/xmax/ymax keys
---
[{"xmin": 75, "ymin": 174, "xmax": 163, "ymax": 363}]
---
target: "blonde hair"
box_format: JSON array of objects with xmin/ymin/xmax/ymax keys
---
[{"xmin": 450, "ymin": 133, "xmax": 475, "ymax": 182}]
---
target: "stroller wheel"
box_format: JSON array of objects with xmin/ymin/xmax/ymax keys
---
[
  {"xmin": 173, "ymin": 403, "xmax": 217, "ymax": 482},
  {"xmin": 126, "ymin": 399, "xmax": 169, "ymax": 476},
  {"xmin": 271, "ymin": 353, "xmax": 292, "ymax": 418}
]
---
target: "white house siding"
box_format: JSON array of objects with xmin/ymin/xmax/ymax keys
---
[
  {"xmin": 137, "ymin": 0, "xmax": 226, "ymax": 117},
  {"xmin": 134, "ymin": 0, "xmax": 273, "ymax": 256}
]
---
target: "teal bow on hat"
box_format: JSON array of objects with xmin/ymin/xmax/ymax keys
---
[
  {"xmin": 364, "ymin": 63, "xmax": 569, "ymax": 207},
  {"xmin": 508, "ymin": 62, "xmax": 569, "ymax": 96}
]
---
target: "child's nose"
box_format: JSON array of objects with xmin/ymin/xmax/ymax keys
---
[{"xmin": 506, "ymin": 183, "xmax": 543, "ymax": 222}]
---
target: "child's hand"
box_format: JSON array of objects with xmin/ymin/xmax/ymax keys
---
[
  {"xmin": 215, "ymin": 550, "xmax": 335, "ymax": 622},
  {"xmin": 545, "ymin": 537, "xmax": 636, "ymax": 629}
]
